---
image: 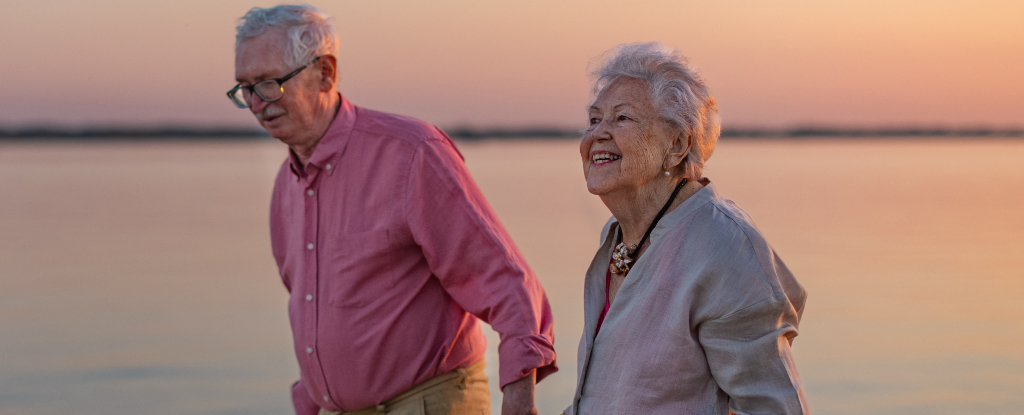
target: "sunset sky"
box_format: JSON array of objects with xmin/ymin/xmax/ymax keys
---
[{"xmin": 1, "ymin": 0, "xmax": 1021, "ymax": 130}]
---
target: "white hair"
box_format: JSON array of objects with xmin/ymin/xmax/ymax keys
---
[
  {"xmin": 591, "ymin": 42, "xmax": 721, "ymax": 181},
  {"xmin": 235, "ymin": 4, "xmax": 339, "ymax": 68}
]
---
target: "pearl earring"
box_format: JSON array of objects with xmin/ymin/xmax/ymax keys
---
[{"xmin": 664, "ymin": 171, "xmax": 670, "ymax": 176}]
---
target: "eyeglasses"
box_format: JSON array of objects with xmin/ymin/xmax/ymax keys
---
[{"xmin": 227, "ymin": 56, "xmax": 322, "ymax": 109}]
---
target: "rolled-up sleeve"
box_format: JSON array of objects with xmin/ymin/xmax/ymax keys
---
[
  {"xmin": 404, "ymin": 135, "xmax": 557, "ymax": 387},
  {"xmin": 698, "ymin": 292, "xmax": 809, "ymax": 415}
]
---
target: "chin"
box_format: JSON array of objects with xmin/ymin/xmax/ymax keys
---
[
  {"xmin": 260, "ymin": 114, "xmax": 293, "ymax": 136},
  {"xmin": 586, "ymin": 178, "xmax": 611, "ymax": 196},
  {"xmin": 264, "ymin": 124, "xmax": 294, "ymax": 143},
  {"xmin": 269, "ymin": 132, "xmax": 293, "ymax": 144}
]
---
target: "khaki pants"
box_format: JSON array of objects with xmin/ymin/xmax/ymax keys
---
[{"xmin": 319, "ymin": 360, "xmax": 490, "ymax": 415}]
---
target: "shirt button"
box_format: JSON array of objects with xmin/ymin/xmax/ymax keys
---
[
  {"xmin": 306, "ymin": 189, "xmax": 314, "ymax": 196},
  {"xmin": 325, "ymin": 164, "xmax": 332, "ymax": 170},
  {"xmin": 323, "ymin": 395, "xmax": 329, "ymax": 402},
  {"xmin": 307, "ymin": 243, "xmax": 314, "ymax": 250},
  {"xmin": 306, "ymin": 347, "xmax": 313, "ymax": 354},
  {"xmin": 306, "ymin": 294, "xmax": 313, "ymax": 301}
]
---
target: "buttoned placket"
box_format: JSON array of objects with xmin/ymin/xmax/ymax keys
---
[{"xmin": 300, "ymin": 163, "xmax": 332, "ymax": 406}]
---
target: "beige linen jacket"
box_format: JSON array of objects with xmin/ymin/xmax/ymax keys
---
[{"xmin": 567, "ymin": 183, "xmax": 809, "ymax": 415}]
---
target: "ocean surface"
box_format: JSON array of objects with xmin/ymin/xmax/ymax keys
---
[{"xmin": 1, "ymin": 137, "xmax": 1022, "ymax": 414}]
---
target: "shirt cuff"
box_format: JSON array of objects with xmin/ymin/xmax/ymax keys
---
[{"xmin": 498, "ymin": 334, "xmax": 558, "ymax": 388}]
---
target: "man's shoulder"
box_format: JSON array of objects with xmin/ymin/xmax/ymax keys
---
[{"xmin": 351, "ymin": 106, "xmax": 447, "ymax": 147}]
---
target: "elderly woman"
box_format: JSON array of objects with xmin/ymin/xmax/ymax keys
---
[{"xmin": 566, "ymin": 42, "xmax": 809, "ymax": 414}]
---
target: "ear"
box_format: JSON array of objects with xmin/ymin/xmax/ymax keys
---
[
  {"xmin": 663, "ymin": 132, "xmax": 691, "ymax": 171},
  {"xmin": 318, "ymin": 55, "xmax": 338, "ymax": 92}
]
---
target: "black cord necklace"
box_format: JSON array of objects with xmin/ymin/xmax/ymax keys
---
[{"xmin": 610, "ymin": 178, "xmax": 688, "ymax": 276}]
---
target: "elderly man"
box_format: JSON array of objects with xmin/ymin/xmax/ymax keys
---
[{"xmin": 228, "ymin": 5, "xmax": 556, "ymax": 415}]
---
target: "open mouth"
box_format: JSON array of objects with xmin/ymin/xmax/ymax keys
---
[{"xmin": 591, "ymin": 152, "xmax": 621, "ymax": 165}]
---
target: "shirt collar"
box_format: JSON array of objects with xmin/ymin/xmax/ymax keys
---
[{"xmin": 287, "ymin": 93, "xmax": 358, "ymax": 179}]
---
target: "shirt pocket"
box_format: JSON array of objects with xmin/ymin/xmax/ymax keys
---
[{"xmin": 324, "ymin": 229, "xmax": 396, "ymax": 308}]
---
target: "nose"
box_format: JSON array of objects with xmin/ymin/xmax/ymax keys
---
[
  {"xmin": 249, "ymin": 93, "xmax": 268, "ymax": 115},
  {"xmin": 590, "ymin": 119, "xmax": 612, "ymax": 141}
]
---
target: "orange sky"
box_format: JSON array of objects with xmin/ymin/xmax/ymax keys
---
[{"xmin": 1, "ymin": 0, "xmax": 1021, "ymax": 129}]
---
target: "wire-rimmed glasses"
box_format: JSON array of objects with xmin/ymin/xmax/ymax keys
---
[{"xmin": 227, "ymin": 56, "xmax": 322, "ymax": 109}]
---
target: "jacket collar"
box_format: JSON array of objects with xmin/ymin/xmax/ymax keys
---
[{"xmin": 603, "ymin": 179, "xmax": 720, "ymax": 248}]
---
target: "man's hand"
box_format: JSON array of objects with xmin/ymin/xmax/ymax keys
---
[{"xmin": 501, "ymin": 370, "xmax": 538, "ymax": 415}]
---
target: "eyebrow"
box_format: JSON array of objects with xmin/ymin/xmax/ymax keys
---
[
  {"xmin": 236, "ymin": 74, "xmax": 267, "ymax": 84},
  {"xmin": 589, "ymin": 103, "xmax": 636, "ymax": 112},
  {"xmin": 235, "ymin": 68, "xmax": 277, "ymax": 84}
]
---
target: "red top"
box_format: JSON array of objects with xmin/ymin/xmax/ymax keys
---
[{"xmin": 270, "ymin": 95, "xmax": 557, "ymax": 413}]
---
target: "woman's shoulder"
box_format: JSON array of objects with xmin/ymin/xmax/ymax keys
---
[
  {"xmin": 705, "ymin": 197, "xmax": 767, "ymax": 246},
  {"xmin": 668, "ymin": 194, "xmax": 766, "ymax": 257},
  {"xmin": 668, "ymin": 196, "xmax": 805, "ymax": 320},
  {"xmin": 657, "ymin": 182, "xmax": 766, "ymax": 250}
]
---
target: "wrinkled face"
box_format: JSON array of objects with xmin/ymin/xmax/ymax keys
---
[
  {"xmin": 581, "ymin": 77, "xmax": 673, "ymax": 197},
  {"xmin": 235, "ymin": 30, "xmax": 323, "ymax": 145}
]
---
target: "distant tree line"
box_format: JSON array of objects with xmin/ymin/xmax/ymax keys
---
[{"xmin": 1, "ymin": 125, "xmax": 1021, "ymax": 140}]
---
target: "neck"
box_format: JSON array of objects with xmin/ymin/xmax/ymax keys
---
[
  {"xmin": 291, "ymin": 92, "xmax": 342, "ymax": 166},
  {"xmin": 602, "ymin": 176, "xmax": 703, "ymax": 247}
]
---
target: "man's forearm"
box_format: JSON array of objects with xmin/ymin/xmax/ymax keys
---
[{"xmin": 501, "ymin": 369, "xmax": 538, "ymax": 415}]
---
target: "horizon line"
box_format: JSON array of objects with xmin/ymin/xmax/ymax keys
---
[{"xmin": 2, "ymin": 125, "xmax": 1023, "ymax": 140}]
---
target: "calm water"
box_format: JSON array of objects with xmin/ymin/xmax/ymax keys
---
[{"xmin": 1, "ymin": 138, "xmax": 1022, "ymax": 414}]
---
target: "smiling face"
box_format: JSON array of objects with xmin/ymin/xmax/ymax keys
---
[
  {"xmin": 234, "ymin": 30, "xmax": 325, "ymax": 146},
  {"xmin": 581, "ymin": 77, "xmax": 675, "ymax": 198}
]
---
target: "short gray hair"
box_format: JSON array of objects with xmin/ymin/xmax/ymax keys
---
[
  {"xmin": 235, "ymin": 4, "xmax": 339, "ymax": 68},
  {"xmin": 591, "ymin": 42, "xmax": 721, "ymax": 181}
]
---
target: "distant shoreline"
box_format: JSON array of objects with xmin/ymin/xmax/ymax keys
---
[{"xmin": 2, "ymin": 126, "xmax": 1022, "ymax": 141}]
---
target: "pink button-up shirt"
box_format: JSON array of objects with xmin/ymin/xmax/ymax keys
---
[{"xmin": 269, "ymin": 96, "xmax": 557, "ymax": 413}]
